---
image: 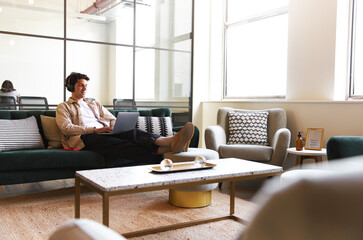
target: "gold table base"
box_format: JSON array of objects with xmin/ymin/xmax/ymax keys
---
[{"xmin": 169, "ymin": 189, "xmax": 212, "ymax": 208}]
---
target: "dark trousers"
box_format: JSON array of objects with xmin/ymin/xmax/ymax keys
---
[{"xmin": 80, "ymin": 129, "xmax": 162, "ymax": 164}]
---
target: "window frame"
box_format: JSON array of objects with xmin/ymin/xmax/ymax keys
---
[
  {"xmin": 349, "ymin": 0, "xmax": 362, "ymax": 99},
  {"xmin": 223, "ymin": 0, "xmax": 288, "ymax": 99}
]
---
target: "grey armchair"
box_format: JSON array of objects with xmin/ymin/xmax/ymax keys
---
[{"xmin": 205, "ymin": 107, "xmax": 291, "ymax": 166}]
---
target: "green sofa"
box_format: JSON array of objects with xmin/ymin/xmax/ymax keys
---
[
  {"xmin": 0, "ymin": 108, "xmax": 199, "ymax": 185},
  {"xmin": 326, "ymin": 136, "xmax": 363, "ymax": 160}
]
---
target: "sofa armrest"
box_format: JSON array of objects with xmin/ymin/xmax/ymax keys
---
[
  {"xmin": 327, "ymin": 136, "xmax": 363, "ymax": 160},
  {"xmin": 270, "ymin": 128, "xmax": 291, "ymax": 166},
  {"xmin": 205, "ymin": 125, "xmax": 227, "ymax": 153},
  {"xmin": 173, "ymin": 125, "xmax": 199, "ymax": 148}
]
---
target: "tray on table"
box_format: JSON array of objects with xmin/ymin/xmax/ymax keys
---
[{"xmin": 150, "ymin": 162, "xmax": 216, "ymax": 173}]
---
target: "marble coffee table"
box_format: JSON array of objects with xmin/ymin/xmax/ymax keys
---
[{"xmin": 75, "ymin": 158, "xmax": 282, "ymax": 238}]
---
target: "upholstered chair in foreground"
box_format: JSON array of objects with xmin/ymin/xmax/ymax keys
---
[
  {"xmin": 240, "ymin": 157, "xmax": 363, "ymax": 240},
  {"xmin": 49, "ymin": 219, "xmax": 126, "ymax": 240},
  {"xmin": 205, "ymin": 107, "xmax": 291, "ymax": 166}
]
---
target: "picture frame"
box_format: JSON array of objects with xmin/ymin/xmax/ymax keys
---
[{"xmin": 305, "ymin": 128, "xmax": 324, "ymax": 150}]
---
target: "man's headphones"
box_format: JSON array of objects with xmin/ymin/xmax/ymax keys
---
[
  {"xmin": 65, "ymin": 72, "xmax": 89, "ymax": 92},
  {"xmin": 65, "ymin": 76, "xmax": 75, "ymax": 92}
]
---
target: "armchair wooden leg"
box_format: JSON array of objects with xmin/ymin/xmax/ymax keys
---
[{"xmin": 218, "ymin": 182, "xmax": 223, "ymax": 189}]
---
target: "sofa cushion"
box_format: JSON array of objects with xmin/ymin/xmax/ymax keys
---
[
  {"xmin": 0, "ymin": 116, "xmax": 44, "ymax": 152},
  {"xmin": 137, "ymin": 116, "xmax": 173, "ymax": 137},
  {"xmin": 40, "ymin": 115, "xmax": 62, "ymax": 149},
  {"xmin": 227, "ymin": 112, "xmax": 269, "ymax": 146},
  {"xmin": 0, "ymin": 111, "xmax": 11, "ymax": 119},
  {"xmin": 0, "ymin": 149, "xmax": 105, "ymax": 171},
  {"xmin": 219, "ymin": 144, "xmax": 272, "ymax": 162}
]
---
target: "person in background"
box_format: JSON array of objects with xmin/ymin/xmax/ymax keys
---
[
  {"xmin": 0, "ymin": 80, "xmax": 20, "ymax": 101},
  {"xmin": 56, "ymin": 72, "xmax": 194, "ymax": 164}
]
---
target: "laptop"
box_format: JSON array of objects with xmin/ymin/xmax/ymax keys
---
[{"xmin": 100, "ymin": 112, "xmax": 139, "ymax": 135}]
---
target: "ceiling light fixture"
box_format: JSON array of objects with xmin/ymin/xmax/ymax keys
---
[{"xmin": 72, "ymin": 12, "xmax": 107, "ymax": 22}]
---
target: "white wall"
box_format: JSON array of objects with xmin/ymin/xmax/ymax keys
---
[
  {"xmin": 286, "ymin": 0, "xmax": 338, "ymax": 100},
  {"xmin": 192, "ymin": 0, "xmax": 211, "ymax": 132}
]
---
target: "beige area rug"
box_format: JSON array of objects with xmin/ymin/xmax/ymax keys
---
[{"xmin": 0, "ymin": 187, "xmax": 257, "ymax": 240}]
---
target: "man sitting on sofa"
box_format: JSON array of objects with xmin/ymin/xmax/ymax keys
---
[{"xmin": 56, "ymin": 72, "xmax": 194, "ymax": 164}]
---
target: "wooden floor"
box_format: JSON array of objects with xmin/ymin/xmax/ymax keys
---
[{"xmin": 0, "ymin": 178, "xmax": 266, "ymax": 200}]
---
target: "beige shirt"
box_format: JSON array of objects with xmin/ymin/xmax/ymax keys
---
[{"xmin": 56, "ymin": 98, "xmax": 116, "ymax": 149}]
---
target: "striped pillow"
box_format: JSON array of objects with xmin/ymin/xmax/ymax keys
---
[
  {"xmin": 137, "ymin": 116, "xmax": 173, "ymax": 137},
  {"xmin": 0, "ymin": 116, "xmax": 44, "ymax": 152}
]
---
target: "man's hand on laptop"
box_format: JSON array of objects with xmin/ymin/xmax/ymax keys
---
[{"xmin": 93, "ymin": 127, "xmax": 113, "ymax": 134}]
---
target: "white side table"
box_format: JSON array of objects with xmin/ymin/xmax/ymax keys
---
[{"xmin": 287, "ymin": 147, "xmax": 327, "ymax": 166}]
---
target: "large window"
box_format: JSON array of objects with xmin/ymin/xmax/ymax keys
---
[
  {"xmin": 224, "ymin": 0, "xmax": 288, "ymax": 98},
  {"xmin": 0, "ymin": 0, "xmax": 193, "ymax": 121},
  {"xmin": 350, "ymin": 0, "xmax": 363, "ymax": 97}
]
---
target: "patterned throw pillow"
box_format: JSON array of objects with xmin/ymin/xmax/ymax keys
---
[
  {"xmin": 227, "ymin": 112, "xmax": 269, "ymax": 145},
  {"xmin": 0, "ymin": 116, "xmax": 44, "ymax": 152},
  {"xmin": 137, "ymin": 116, "xmax": 173, "ymax": 137}
]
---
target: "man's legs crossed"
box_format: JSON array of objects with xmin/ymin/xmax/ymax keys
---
[
  {"xmin": 80, "ymin": 133, "xmax": 162, "ymax": 164},
  {"xmin": 118, "ymin": 122, "xmax": 195, "ymax": 154},
  {"xmin": 81, "ymin": 122, "xmax": 195, "ymax": 159}
]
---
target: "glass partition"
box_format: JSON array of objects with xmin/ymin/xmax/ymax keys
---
[
  {"xmin": 66, "ymin": 41, "xmax": 133, "ymax": 105},
  {"xmin": 0, "ymin": 0, "xmax": 193, "ymax": 122},
  {"xmin": 67, "ymin": 0, "xmax": 134, "ymax": 45},
  {"xmin": 0, "ymin": 0, "xmax": 63, "ymax": 37},
  {"xmin": 136, "ymin": 0, "xmax": 192, "ymax": 51},
  {"xmin": 135, "ymin": 48, "xmax": 191, "ymax": 101},
  {"xmin": 0, "ymin": 34, "xmax": 64, "ymax": 105}
]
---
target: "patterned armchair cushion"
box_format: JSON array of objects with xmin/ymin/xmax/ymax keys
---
[{"xmin": 227, "ymin": 111, "xmax": 269, "ymax": 146}]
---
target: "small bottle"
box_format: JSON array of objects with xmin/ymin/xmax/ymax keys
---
[{"xmin": 296, "ymin": 132, "xmax": 303, "ymax": 151}]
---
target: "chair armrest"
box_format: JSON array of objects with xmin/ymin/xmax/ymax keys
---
[
  {"xmin": 49, "ymin": 219, "xmax": 126, "ymax": 240},
  {"xmin": 173, "ymin": 125, "xmax": 200, "ymax": 148},
  {"xmin": 327, "ymin": 136, "xmax": 363, "ymax": 160},
  {"xmin": 205, "ymin": 125, "xmax": 227, "ymax": 152},
  {"xmin": 270, "ymin": 128, "xmax": 291, "ymax": 166}
]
